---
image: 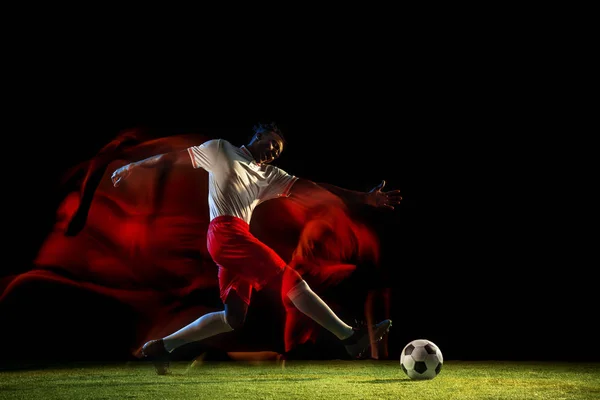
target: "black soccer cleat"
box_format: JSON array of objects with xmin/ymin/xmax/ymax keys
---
[
  {"xmin": 343, "ymin": 319, "xmax": 392, "ymax": 359},
  {"xmin": 142, "ymin": 339, "xmax": 171, "ymax": 375}
]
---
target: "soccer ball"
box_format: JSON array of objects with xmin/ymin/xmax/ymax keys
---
[{"xmin": 400, "ymin": 339, "xmax": 443, "ymax": 380}]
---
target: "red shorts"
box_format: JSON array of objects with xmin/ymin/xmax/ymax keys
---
[{"xmin": 207, "ymin": 215, "xmax": 287, "ymax": 305}]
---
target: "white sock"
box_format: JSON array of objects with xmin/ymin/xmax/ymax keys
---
[
  {"xmin": 162, "ymin": 311, "xmax": 233, "ymax": 353},
  {"xmin": 287, "ymin": 280, "xmax": 354, "ymax": 340}
]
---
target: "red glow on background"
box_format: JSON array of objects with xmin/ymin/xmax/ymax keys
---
[{"xmin": 1, "ymin": 128, "xmax": 386, "ymax": 358}]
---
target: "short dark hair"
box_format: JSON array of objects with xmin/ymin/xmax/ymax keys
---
[{"xmin": 252, "ymin": 122, "xmax": 286, "ymax": 143}]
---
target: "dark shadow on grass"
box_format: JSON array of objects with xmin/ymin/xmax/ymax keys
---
[
  {"xmin": 354, "ymin": 379, "xmax": 415, "ymax": 384},
  {"xmin": 2, "ymin": 377, "xmax": 322, "ymax": 390}
]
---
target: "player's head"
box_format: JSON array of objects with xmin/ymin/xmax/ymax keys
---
[{"xmin": 248, "ymin": 122, "xmax": 286, "ymax": 164}]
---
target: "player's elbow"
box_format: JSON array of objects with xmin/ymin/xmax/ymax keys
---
[{"xmin": 172, "ymin": 149, "xmax": 193, "ymax": 166}]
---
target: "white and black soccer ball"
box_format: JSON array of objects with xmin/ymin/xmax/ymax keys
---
[{"xmin": 400, "ymin": 339, "xmax": 443, "ymax": 380}]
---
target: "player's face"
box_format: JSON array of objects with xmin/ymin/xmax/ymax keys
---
[{"xmin": 256, "ymin": 131, "xmax": 284, "ymax": 164}]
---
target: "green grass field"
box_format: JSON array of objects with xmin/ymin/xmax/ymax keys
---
[{"xmin": 1, "ymin": 359, "xmax": 599, "ymax": 399}]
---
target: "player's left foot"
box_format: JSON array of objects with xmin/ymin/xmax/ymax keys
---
[{"xmin": 142, "ymin": 339, "xmax": 171, "ymax": 375}]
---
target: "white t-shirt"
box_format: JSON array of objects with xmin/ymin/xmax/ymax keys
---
[{"xmin": 187, "ymin": 139, "xmax": 298, "ymax": 224}]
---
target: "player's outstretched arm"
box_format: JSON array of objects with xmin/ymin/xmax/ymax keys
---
[
  {"xmin": 319, "ymin": 179, "xmax": 402, "ymax": 210},
  {"xmin": 111, "ymin": 149, "xmax": 191, "ymax": 187},
  {"xmin": 290, "ymin": 179, "xmax": 402, "ymax": 210}
]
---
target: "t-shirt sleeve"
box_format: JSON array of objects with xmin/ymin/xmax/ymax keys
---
[
  {"xmin": 261, "ymin": 165, "xmax": 298, "ymax": 201},
  {"xmin": 187, "ymin": 139, "xmax": 221, "ymax": 171}
]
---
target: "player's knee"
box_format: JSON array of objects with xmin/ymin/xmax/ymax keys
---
[
  {"xmin": 224, "ymin": 308, "xmax": 246, "ymax": 330},
  {"xmin": 224, "ymin": 293, "xmax": 248, "ymax": 330}
]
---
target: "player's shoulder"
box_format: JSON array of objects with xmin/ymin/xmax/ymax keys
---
[
  {"xmin": 220, "ymin": 139, "xmax": 246, "ymax": 156},
  {"xmin": 197, "ymin": 138, "xmax": 229, "ymax": 151},
  {"xmin": 201, "ymin": 138, "xmax": 224, "ymax": 146},
  {"xmin": 218, "ymin": 138, "xmax": 236, "ymax": 148}
]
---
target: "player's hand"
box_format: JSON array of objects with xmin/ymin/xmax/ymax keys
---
[
  {"xmin": 366, "ymin": 180, "xmax": 402, "ymax": 210},
  {"xmin": 111, "ymin": 164, "xmax": 133, "ymax": 187}
]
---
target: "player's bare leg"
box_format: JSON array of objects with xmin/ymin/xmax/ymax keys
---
[{"xmin": 142, "ymin": 294, "xmax": 246, "ymax": 375}]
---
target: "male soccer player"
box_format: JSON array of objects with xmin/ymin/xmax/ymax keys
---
[{"xmin": 111, "ymin": 122, "xmax": 402, "ymax": 374}]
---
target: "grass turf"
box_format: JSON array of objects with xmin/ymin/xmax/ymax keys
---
[{"xmin": 1, "ymin": 360, "xmax": 599, "ymax": 399}]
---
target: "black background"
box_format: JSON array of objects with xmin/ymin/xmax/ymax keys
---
[{"xmin": 2, "ymin": 30, "xmax": 596, "ymax": 364}]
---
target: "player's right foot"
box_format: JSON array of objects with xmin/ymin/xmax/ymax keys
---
[
  {"xmin": 142, "ymin": 339, "xmax": 171, "ymax": 375},
  {"xmin": 342, "ymin": 319, "xmax": 392, "ymax": 359}
]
